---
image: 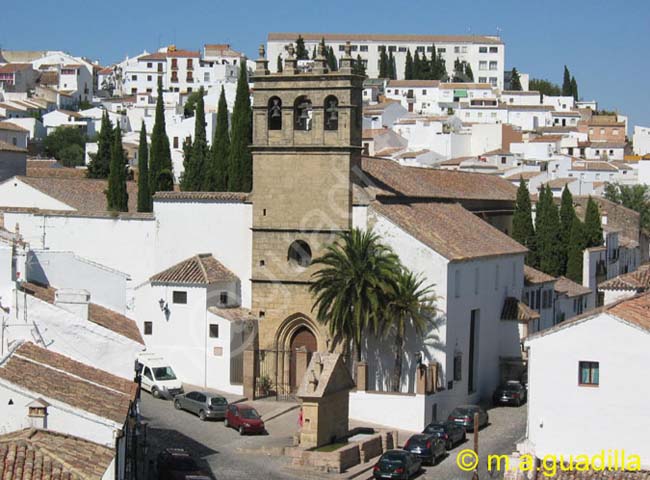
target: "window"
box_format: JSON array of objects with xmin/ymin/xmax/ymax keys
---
[
  {"xmin": 416, "ymin": 46, "xmax": 425, "ymax": 52},
  {"xmin": 144, "ymin": 321, "xmax": 152, "ymax": 335},
  {"xmin": 187, "ymin": 59, "xmax": 193, "ymax": 69},
  {"xmin": 479, "ymin": 46, "xmax": 488, "ymax": 53},
  {"xmin": 173, "ymin": 137, "xmax": 179, "ymax": 148},
  {"xmin": 489, "ymin": 46, "xmax": 498, "ymax": 53},
  {"xmin": 209, "ymin": 324, "xmax": 219, "ymax": 338},
  {"xmin": 204, "ymin": 72, "xmax": 210, "ymax": 82},
  {"xmin": 478, "ymin": 77, "xmax": 487, "ymax": 83},
  {"xmin": 388, "ymin": 46, "xmax": 397, "ymax": 52},
  {"xmin": 339, "ymin": 45, "xmax": 346, "ymax": 52},
  {"xmin": 219, "ymin": 291, "xmax": 228, "ymax": 305},
  {"xmin": 350, "ymin": 45, "xmax": 358, "ymax": 51},
  {"xmin": 147, "ymin": 75, "xmax": 152, "ymax": 81},
  {"xmin": 131, "ymin": 74, "xmax": 137, "ymax": 81},
  {"xmin": 398, "ymin": 47, "xmax": 407, "ymax": 52},
  {"xmin": 143, "ymin": 367, "xmax": 153, "ymax": 380},
  {"xmin": 489, "ymin": 61, "xmax": 497, "ymax": 71},
  {"xmin": 454, "ymin": 270, "xmax": 461, "ymax": 298},
  {"xmin": 438, "ymin": 47, "xmax": 446, "ymax": 53},
  {"xmin": 489, "ymin": 77, "xmax": 498, "ymax": 86},
  {"xmin": 479, "ymin": 61, "xmax": 487, "ymax": 71},
  {"xmin": 12, "ymin": 137, "xmax": 17, "ymax": 146},
  {"xmin": 172, "ymin": 291, "xmax": 187, "ymax": 304},
  {"xmin": 454, "ymin": 46, "xmax": 460, "ymax": 53},
  {"xmin": 600, "ymin": 128, "xmax": 605, "ymax": 135},
  {"xmin": 579, "ymin": 361, "xmax": 599, "ymax": 386},
  {"xmin": 422, "ymin": 89, "xmax": 427, "ymax": 95},
  {"xmin": 613, "ymin": 129, "xmax": 619, "ymax": 135},
  {"xmin": 360, "ymin": 45, "xmax": 368, "ymax": 52},
  {"xmin": 324, "ymin": 95, "xmax": 339, "ymax": 131},
  {"xmin": 474, "ymin": 267, "xmax": 479, "ymax": 294},
  {"xmin": 294, "ymin": 96, "xmax": 312, "ymax": 131},
  {"xmin": 287, "ymin": 240, "xmax": 312, "ymax": 268},
  {"xmin": 495, "ymin": 265, "xmax": 500, "ymax": 290},
  {"xmin": 461, "ymin": 46, "xmax": 468, "ymax": 53},
  {"xmin": 268, "ymin": 96, "xmax": 282, "ymax": 130},
  {"xmin": 147, "ymin": 62, "xmax": 153, "ymax": 68},
  {"xmin": 427, "ymin": 46, "xmax": 434, "ymax": 52},
  {"xmin": 453, "ymin": 354, "xmax": 462, "ymax": 381}
]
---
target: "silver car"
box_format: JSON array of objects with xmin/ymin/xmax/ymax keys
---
[{"xmin": 173, "ymin": 391, "xmax": 228, "ymax": 421}]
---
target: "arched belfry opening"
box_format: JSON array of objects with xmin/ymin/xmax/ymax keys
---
[
  {"xmin": 294, "ymin": 96, "xmax": 313, "ymax": 131},
  {"xmin": 268, "ymin": 96, "xmax": 282, "ymax": 130},
  {"xmin": 324, "ymin": 95, "xmax": 339, "ymax": 131}
]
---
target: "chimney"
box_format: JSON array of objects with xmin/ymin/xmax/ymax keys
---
[
  {"xmin": 27, "ymin": 398, "xmax": 49, "ymax": 429},
  {"xmin": 54, "ymin": 288, "xmax": 90, "ymax": 320}
]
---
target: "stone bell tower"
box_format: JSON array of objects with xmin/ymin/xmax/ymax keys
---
[{"xmin": 250, "ymin": 43, "xmax": 363, "ymax": 358}]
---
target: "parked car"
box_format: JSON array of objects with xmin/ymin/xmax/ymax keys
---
[
  {"xmin": 224, "ymin": 404, "xmax": 265, "ymax": 435},
  {"xmin": 422, "ymin": 421, "xmax": 467, "ymax": 449},
  {"xmin": 492, "ymin": 381, "xmax": 527, "ymax": 406},
  {"xmin": 448, "ymin": 405, "xmax": 489, "ymax": 432},
  {"xmin": 157, "ymin": 448, "xmax": 211, "ymax": 480},
  {"xmin": 173, "ymin": 391, "xmax": 228, "ymax": 421},
  {"xmin": 403, "ymin": 433, "xmax": 446, "ymax": 465},
  {"xmin": 372, "ymin": 449, "xmax": 422, "ymax": 479},
  {"xmin": 136, "ymin": 353, "xmax": 183, "ymax": 400}
]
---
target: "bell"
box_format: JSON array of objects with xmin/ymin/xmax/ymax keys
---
[{"xmin": 329, "ymin": 110, "xmax": 338, "ymax": 121}]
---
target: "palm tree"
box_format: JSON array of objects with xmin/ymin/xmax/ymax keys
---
[
  {"xmin": 384, "ymin": 270, "xmax": 437, "ymax": 392},
  {"xmin": 309, "ymin": 228, "xmax": 401, "ymax": 363}
]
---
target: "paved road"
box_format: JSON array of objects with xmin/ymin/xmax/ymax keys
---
[{"xmin": 141, "ymin": 392, "xmax": 526, "ymax": 480}]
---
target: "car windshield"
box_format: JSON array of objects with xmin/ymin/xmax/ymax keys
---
[
  {"xmin": 240, "ymin": 408, "xmax": 260, "ymax": 419},
  {"xmin": 407, "ymin": 436, "xmax": 429, "ymax": 447},
  {"xmin": 451, "ymin": 408, "xmax": 471, "ymax": 417},
  {"xmin": 501, "ymin": 383, "xmax": 520, "ymax": 391},
  {"xmin": 153, "ymin": 366, "xmax": 177, "ymax": 381},
  {"xmin": 380, "ymin": 452, "xmax": 406, "ymax": 466},
  {"xmin": 423, "ymin": 423, "xmax": 445, "ymax": 434},
  {"xmin": 210, "ymin": 397, "xmax": 227, "ymax": 406}
]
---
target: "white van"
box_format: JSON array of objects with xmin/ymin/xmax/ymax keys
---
[{"xmin": 136, "ymin": 352, "xmax": 184, "ymax": 399}]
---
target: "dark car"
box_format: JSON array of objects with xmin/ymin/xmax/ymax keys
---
[
  {"xmin": 372, "ymin": 450, "xmax": 422, "ymax": 479},
  {"xmin": 448, "ymin": 405, "xmax": 489, "ymax": 432},
  {"xmin": 224, "ymin": 403, "xmax": 265, "ymax": 435},
  {"xmin": 492, "ymin": 381, "xmax": 527, "ymax": 406},
  {"xmin": 403, "ymin": 433, "xmax": 446, "ymax": 465},
  {"xmin": 173, "ymin": 391, "xmax": 228, "ymax": 421},
  {"xmin": 423, "ymin": 421, "xmax": 467, "ymax": 449},
  {"xmin": 157, "ymin": 448, "xmax": 211, "ymax": 480}
]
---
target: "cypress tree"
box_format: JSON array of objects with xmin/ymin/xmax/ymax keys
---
[
  {"xmin": 106, "ymin": 124, "xmax": 128, "ymax": 212},
  {"xmin": 276, "ymin": 54, "xmax": 283, "ymax": 73},
  {"xmin": 436, "ymin": 52, "xmax": 446, "ymax": 80},
  {"xmin": 559, "ymin": 185, "xmax": 576, "ymax": 274},
  {"xmin": 205, "ymin": 86, "xmax": 230, "ymax": 191},
  {"xmin": 88, "ymin": 111, "xmax": 113, "ymax": 178},
  {"xmin": 228, "ymin": 61, "xmax": 252, "ymax": 192},
  {"xmin": 571, "ymin": 76, "xmax": 578, "ymax": 101},
  {"xmin": 181, "ymin": 87, "xmax": 208, "ymax": 191},
  {"xmin": 404, "ymin": 49, "xmax": 413, "ymax": 80},
  {"xmin": 311, "ymin": 45, "xmax": 317, "ymax": 60},
  {"xmin": 295, "ymin": 35, "xmax": 308, "ymax": 60},
  {"xmin": 566, "ymin": 216, "xmax": 586, "ymax": 283},
  {"xmin": 510, "ymin": 68, "xmax": 522, "ymax": 91},
  {"xmin": 388, "ymin": 51, "xmax": 396, "ymax": 80},
  {"xmin": 562, "ymin": 65, "xmax": 572, "ymax": 96},
  {"xmin": 464, "ymin": 62, "xmax": 474, "ymax": 82},
  {"xmin": 584, "ymin": 197, "xmax": 603, "ymax": 247},
  {"xmin": 379, "ymin": 47, "xmax": 389, "ymax": 78},
  {"xmin": 136, "ymin": 121, "xmax": 151, "ymax": 212},
  {"xmin": 537, "ymin": 185, "xmax": 562, "ymax": 276},
  {"xmin": 512, "ymin": 178, "xmax": 537, "ymax": 267},
  {"xmin": 413, "ymin": 51, "xmax": 421, "ymax": 80},
  {"xmin": 353, "ymin": 54, "xmax": 366, "ymax": 77},
  {"xmin": 149, "ymin": 77, "xmax": 173, "ymax": 193},
  {"xmin": 453, "ymin": 58, "xmax": 465, "ymax": 82},
  {"xmin": 327, "ymin": 46, "xmax": 338, "ymax": 71}
]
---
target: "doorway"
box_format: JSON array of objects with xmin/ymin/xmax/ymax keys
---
[{"xmin": 289, "ymin": 326, "xmax": 317, "ymax": 390}]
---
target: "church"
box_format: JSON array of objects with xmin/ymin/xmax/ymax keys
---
[{"xmin": 1, "ymin": 43, "xmax": 529, "ymax": 431}]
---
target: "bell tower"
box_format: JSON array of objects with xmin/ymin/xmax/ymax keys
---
[{"xmin": 250, "ymin": 43, "xmax": 363, "ymax": 353}]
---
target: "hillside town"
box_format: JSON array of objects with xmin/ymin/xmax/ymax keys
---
[{"xmin": 0, "ymin": 16, "xmax": 649, "ymax": 480}]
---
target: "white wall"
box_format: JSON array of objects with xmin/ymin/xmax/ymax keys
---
[
  {"xmin": 0, "ymin": 178, "xmax": 75, "ymax": 211},
  {"xmin": 526, "ymin": 314, "xmax": 650, "ymax": 467},
  {"xmin": 633, "ymin": 126, "xmax": 650, "ymax": 156}
]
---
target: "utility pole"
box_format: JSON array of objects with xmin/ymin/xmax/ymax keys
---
[{"xmin": 472, "ymin": 411, "xmax": 480, "ymax": 480}]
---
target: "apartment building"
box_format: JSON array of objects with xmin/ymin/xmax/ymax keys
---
[{"xmin": 267, "ymin": 33, "xmax": 505, "ymax": 88}]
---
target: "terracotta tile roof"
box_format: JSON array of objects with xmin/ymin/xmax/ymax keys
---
[
  {"xmin": 268, "ymin": 33, "xmax": 503, "ymax": 44},
  {"xmin": 554, "ymin": 276, "xmax": 591, "ymax": 297},
  {"xmin": 395, "ymin": 149, "xmax": 430, "ymax": 159},
  {"xmin": 504, "ymin": 171, "xmax": 541, "ymax": 181},
  {"xmin": 544, "ymin": 177, "xmax": 577, "ymax": 189},
  {"xmin": 387, "ymin": 80, "xmax": 440, "ymax": 88},
  {"xmin": 151, "ymin": 253, "xmax": 237, "ymax": 285},
  {"xmin": 15, "ymin": 176, "xmax": 138, "ymax": 212},
  {"xmin": 0, "ymin": 63, "xmax": 32, "ymax": 73},
  {"xmin": 599, "ymin": 264, "xmax": 650, "ymax": 291},
  {"xmin": 530, "ymin": 135, "xmax": 563, "ymax": 143},
  {"xmin": 439, "ymin": 83, "xmax": 493, "ymax": 90},
  {"xmin": 374, "ymin": 147, "xmax": 404, "ymax": 157},
  {"xmin": 371, "ymin": 200, "xmax": 527, "ymax": 261},
  {"xmin": 524, "ymin": 265, "xmax": 555, "ymax": 285},
  {"xmin": 481, "ymin": 148, "xmax": 512, "ymax": 156},
  {"xmin": 362, "ymin": 128, "xmax": 389, "ymax": 139},
  {"xmin": 363, "ymin": 100, "xmax": 401, "ymax": 114},
  {"xmin": 570, "ymin": 161, "xmax": 618, "ymax": 172},
  {"xmin": 19, "ymin": 282, "xmax": 143, "ymax": 344},
  {"xmin": 551, "ymin": 111, "xmax": 581, "ymax": 117},
  {"xmin": 0, "ymin": 140, "xmax": 27, "ymax": 153},
  {"xmin": 588, "ymin": 115, "xmax": 623, "ymax": 126},
  {"xmin": 437, "ymin": 156, "xmax": 472, "ymax": 166},
  {"xmin": 0, "ymin": 121, "xmax": 29, "ymax": 132},
  {"xmin": 0, "ymin": 428, "xmax": 114, "ymax": 480},
  {"xmin": 140, "ymin": 49, "xmax": 199, "ymax": 61},
  {"xmin": 56, "ymin": 109, "xmax": 83, "ymax": 119},
  {"xmin": 203, "ymin": 44, "xmax": 242, "ymax": 57},
  {"xmin": 361, "ymin": 156, "xmax": 518, "ymax": 202},
  {"xmin": 586, "ymin": 142, "xmax": 627, "ymax": 149},
  {"xmin": 153, "ymin": 191, "xmax": 249, "ymax": 202},
  {"xmin": 208, "ymin": 306, "xmax": 258, "ymax": 322},
  {"xmin": 501, "ymin": 297, "xmax": 540, "ymax": 322},
  {"xmin": 0, "ymin": 342, "xmax": 135, "ymax": 424},
  {"xmin": 26, "ymin": 165, "xmax": 87, "ymax": 179}
]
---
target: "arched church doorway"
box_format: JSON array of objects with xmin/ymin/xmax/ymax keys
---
[{"xmin": 289, "ymin": 326, "xmax": 317, "ymax": 390}]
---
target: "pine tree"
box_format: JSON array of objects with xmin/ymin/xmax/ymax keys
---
[
  {"xmin": 88, "ymin": 111, "xmax": 113, "ymax": 178},
  {"xmin": 566, "ymin": 216, "xmax": 586, "ymax": 283},
  {"xmin": 379, "ymin": 47, "xmax": 389, "ymax": 78},
  {"xmin": 327, "ymin": 46, "xmax": 338, "ymax": 71},
  {"xmin": 559, "ymin": 186, "xmax": 576, "ymax": 274},
  {"xmin": 562, "ymin": 65, "xmax": 572, "ymax": 96},
  {"xmin": 180, "ymin": 87, "xmax": 208, "ymax": 191},
  {"xmin": 512, "ymin": 178, "xmax": 537, "ymax": 266},
  {"xmin": 584, "ymin": 197, "xmax": 603, "ymax": 247},
  {"xmin": 106, "ymin": 124, "xmax": 128, "ymax": 212},
  {"xmin": 205, "ymin": 86, "xmax": 229, "ymax": 191},
  {"xmin": 571, "ymin": 76, "xmax": 578, "ymax": 101},
  {"xmin": 295, "ymin": 35, "xmax": 308, "ymax": 60},
  {"xmin": 136, "ymin": 122, "xmax": 151, "ymax": 212},
  {"xmin": 510, "ymin": 68, "xmax": 522, "ymax": 91},
  {"xmin": 228, "ymin": 62, "xmax": 252, "ymax": 192},
  {"xmin": 537, "ymin": 185, "xmax": 562, "ymax": 276},
  {"xmin": 404, "ymin": 49, "xmax": 413, "ymax": 80},
  {"xmin": 149, "ymin": 77, "xmax": 173, "ymax": 193},
  {"xmin": 276, "ymin": 54, "xmax": 283, "ymax": 73},
  {"xmin": 388, "ymin": 51, "xmax": 396, "ymax": 80},
  {"xmin": 464, "ymin": 62, "xmax": 474, "ymax": 82}
]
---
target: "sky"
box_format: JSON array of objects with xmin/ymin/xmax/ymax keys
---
[{"xmin": 2, "ymin": 0, "xmax": 649, "ymax": 129}]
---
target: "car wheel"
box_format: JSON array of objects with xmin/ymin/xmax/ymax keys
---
[
  {"xmin": 174, "ymin": 400, "xmax": 181, "ymax": 410},
  {"xmin": 151, "ymin": 387, "xmax": 160, "ymax": 399},
  {"xmin": 224, "ymin": 418, "xmax": 229, "ymax": 428},
  {"xmin": 199, "ymin": 410, "xmax": 206, "ymax": 421},
  {"xmin": 446, "ymin": 439, "xmax": 453, "ymax": 450},
  {"xmin": 238, "ymin": 426, "xmax": 245, "ymax": 435},
  {"xmin": 462, "ymin": 432, "xmax": 467, "ymax": 442}
]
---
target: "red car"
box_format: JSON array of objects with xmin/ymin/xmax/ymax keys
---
[{"xmin": 224, "ymin": 404, "xmax": 265, "ymax": 435}]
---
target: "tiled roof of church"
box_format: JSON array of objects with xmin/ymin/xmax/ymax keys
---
[
  {"xmin": 151, "ymin": 253, "xmax": 237, "ymax": 285},
  {"xmin": 153, "ymin": 191, "xmax": 249, "ymax": 202}
]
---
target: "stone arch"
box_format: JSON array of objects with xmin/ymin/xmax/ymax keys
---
[
  {"xmin": 268, "ymin": 96, "xmax": 282, "ymax": 130},
  {"xmin": 294, "ymin": 96, "xmax": 313, "ymax": 131},
  {"xmin": 324, "ymin": 95, "xmax": 339, "ymax": 131},
  {"xmin": 274, "ymin": 312, "xmax": 324, "ymax": 352}
]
